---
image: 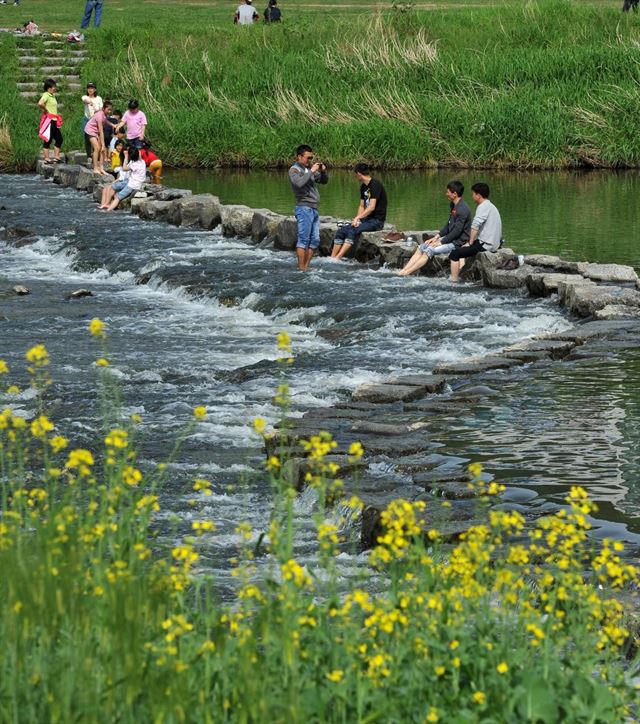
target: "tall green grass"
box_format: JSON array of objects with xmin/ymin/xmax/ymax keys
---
[{"xmin": 3, "ymin": 0, "xmax": 640, "ymax": 169}]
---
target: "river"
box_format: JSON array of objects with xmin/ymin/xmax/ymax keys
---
[{"xmin": 1, "ymin": 170, "xmax": 639, "ymax": 592}]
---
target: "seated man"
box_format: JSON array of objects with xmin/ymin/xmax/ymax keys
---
[
  {"xmin": 398, "ymin": 180, "xmax": 470, "ymax": 276},
  {"xmin": 448, "ymin": 182, "xmax": 502, "ymax": 282},
  {"xmin": 331, "ymin": 163, "xmax": 387, "ymax": 260}
]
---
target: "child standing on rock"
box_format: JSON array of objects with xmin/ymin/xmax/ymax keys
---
[{"xmin": 37, "ymin": 79, "xmax": 63, "ymax": 165}]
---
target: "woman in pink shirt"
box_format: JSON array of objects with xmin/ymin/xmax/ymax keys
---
[
  {"xmin": 117, "ymin": 98, "xmax": 147, "ymax": 150},
  {"xmin": 84, "ymin": 100, "xmax": 112, "ymax": 175}
]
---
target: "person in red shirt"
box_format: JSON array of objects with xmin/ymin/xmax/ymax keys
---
[{"xmin": 140, "ymin": 141, "xmax": 163, "ymax": 182}]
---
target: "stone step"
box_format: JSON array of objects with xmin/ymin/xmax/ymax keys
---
[{"xmin": 43, "ymin": 41, "xmax": 65, "ymax": 47}]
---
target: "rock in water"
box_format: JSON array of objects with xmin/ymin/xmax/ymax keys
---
[
  {"xmin": 67, "ymin": 289, "xmax": 94, "ymax": 299},
  {"xmin": 13, "ymin": 285, "xmax": 30, "ymax": 295}
]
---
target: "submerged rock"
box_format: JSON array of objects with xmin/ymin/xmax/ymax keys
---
[
  {"xmin": 66, "ymin": 288, "xmax": 93, "ymax": 299},
  {"xmin": 12, "ymin": 285, "xmax": 30, "ymax": 295}
]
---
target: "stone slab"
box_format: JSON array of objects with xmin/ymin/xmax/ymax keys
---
[
  {"xmin": 352, "ymin": 383, "xmax": 433, "ymax": 404},
  {"xmin": 576, "ymin": 262, "xmax": 639, "ymax": 285},
  {"xmin": 433, "ymin": 355, "xmax": 520, "ymax": 376}
]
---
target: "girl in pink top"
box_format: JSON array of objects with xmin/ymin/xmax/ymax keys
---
[
  {"xmin": 84, "ymin": 100, "xmax": 112, "ymax": 175},
  {"xmin": 118, "ymin": 98, "xmax": 147, "ymax": 149}
]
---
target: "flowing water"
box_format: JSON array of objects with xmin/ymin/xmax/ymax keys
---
[{"xmin": 1, "ymin": 171, "xmax": 639, "ymax": 592}]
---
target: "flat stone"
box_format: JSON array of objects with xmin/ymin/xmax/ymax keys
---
[
  {"xmin": 433, "ymin": 355, "xmax": 520, "ymax": 376},
  {"xmin": 52, "ymin": 164, "xmax": 83, "ymax": 188},
  {"xmin": 594, "ymin": 305, "xmax": 640, "ymax": 320},
  {"xmin": 558, "ymin": 280, "xmax": 640, "ymax": 318},
  {"xmin": 75, "ymin": 167, "xmax": 105, "ymax": 192},
  {"xmin": 502, "ymin": 338, "xmax": 576, "ymax": 359},
  {"xmin": 360, "ymin": 433, "xmax": 429, "ymax": 456},
  {"xmin": 155, "ymin": 188, "xmax": 192, "ymax": 202},
  {"xmin": 500, "ymin": 349, "xmax": 551, "ymax": 362},
  {"xmin": 221, "ymin": 204, "xmax": 255, "ymax": 239},
  {"xmin": 483, "ymin": 264, "xmax": 534, "ymax": 289},
  {"xmin": 251, "ymin": 209, "xmax": 286, "ymax": 244},
  {"xmin": 524, "ymin": 254, "xmax": 581, "ymax": 274},
  {"xmin": 36, "ymin": 160, "xmax": 56, "ymax": 179},
  {"xmin": 385, "ymin": 374, "xmax": 447, "ymax": 392},
  {"xmin": 543, "ymin": 320, "xmax": 640, "ymax": 342},
  {"xmin": 350, "ymin": 421, "xmax": 428, "ymax": 436},
  {"xmin": 135, "ymin": 199, "xmax": 173, "ymax": 221},
  {"xmin": 576, "ymin": 262, "xmax": 639, "ymax": 285},
  {"xmin": 352, "ymin": 383, "xmax": 431, "ymax": 403},
  {"xmin": 167, "ymin": 193, "xmax": 221, "ymax": 230},
  {"xmin": 274, "ymin": 217, "xmax": 297, "ymax": 251},
  {"xmin": 526, "ymin": 272, "xmax": 581, "ymax": 297}
]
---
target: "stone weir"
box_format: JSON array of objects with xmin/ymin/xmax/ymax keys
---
[{"xmin": 34, "ymin": 154, "xmax": 640, "ymax": 549}]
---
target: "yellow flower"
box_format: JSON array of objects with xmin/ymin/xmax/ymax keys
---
[
  {"xmin": 25, "ymin": 344, "xmax": 49, "ymax": 366},
  {"xmin": 6, "ymin": 386, "xmax": 20, "ymax": 395},
  {"xmin": 266, "ymin": 456, "xmax": 280, "ymax": 470},
  {"xmin": 253, "ymin": 417, "xmax": 266, "ymax": 434},
  {"xmin": 348, "ymin": 441, "xmax": 364, "ymax": 460},
  {"xmin": 66, "ymin": 448, "xmax": 94, "ymax": 473},
  {"xmin": 435, "ymin": 666, "xmax": 445, "ymax": 676},
  {"xmin": 122, "ymin": 465, "xmax": 143, "ymax": 486},
  {"xmin": 193, "ymin": 406, "xmax": 207, "ymax": 421},
  {"xmin": 426, "ymin": 708, "xmax": 439, "ymax": 723},
  {"xmin": 449, "ymin": 640, "xmax": 459, "ymax": 650},
  {"xmin": 497, "ymin": 661, "xmax": 509, "ymax": 674},
  {"xmin": 30, "ymin": 415, "xmax": 54, "ymax": 439},
  {"xmin": 88, "ymin": 318, "xmax": 106, "ymax": 338},
  {"xmin": 277, "ymin": 331, "xmax": 291, "ymax": 350},
  {"xmin": 473, "ymin": 691, "xmax": 486, "ymax": 705},
  {"xmin": 49, "ymin": 436, "xmax": 68, "ymax": 454},
  {"xmin": 0, "ymin": 360, "xmax": 8, "ymax": 375},
  {"xmin": 326, "ymin": 670, "xmax": 344, "ymax": 683},
  {"xmin": 96, "ymin": 358, "xmax": 109, "ymax": 367},
  {"xmin": 105, "ymin": 429, "xmax": 128, "ymax": 449}
]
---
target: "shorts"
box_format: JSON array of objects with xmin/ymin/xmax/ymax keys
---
[
  {"xmin": 112, "ymin": 178, "xmax": 136, "ymax": 201},
  {"xmin": 294, "ymin": 205, "xmax": 320, "ymax": 250}
]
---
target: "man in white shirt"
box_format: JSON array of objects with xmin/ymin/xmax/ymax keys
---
[
  {"xmin": 448, "ymin": 182, "xmax": 502, "ymax": 282},
  {"xmin": 235, "ymin": 0, "xmax": 259, "ymax": 24}
]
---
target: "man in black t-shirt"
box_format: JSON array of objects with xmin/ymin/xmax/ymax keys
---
[{"xmin": 331, "ymin": 162, "xmax": 387, "ymax": 260}]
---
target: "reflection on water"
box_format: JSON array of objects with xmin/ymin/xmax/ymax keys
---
[{"xmin": 164, "ymin": 167, "xmax": 640, "ymax": 268}]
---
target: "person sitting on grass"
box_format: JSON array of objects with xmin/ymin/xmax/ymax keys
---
[
  {"xmin": 331, "ymin": 163, "xmax": 388, "ymax": 260},
  {"xmin": 398, "ymin": 180, "xmax": 471, "ymax": 276},
  {"xmin": 448, "ymin": 182, "xmax": 502, "ymax": 282},
  {"xmin": 84, "ymin": 99, "xmax": 112, "ymax": 175},
  {"xmin": 140, "ymin": 140, "xmax": 163, "ymax": 182},
  {"xmin": 37, "ymin": 78, "xmax": 63, "ymax": 165},
  {"xmin": 98, "ymin": 146, "xmax": 146, "ymax": 212}
]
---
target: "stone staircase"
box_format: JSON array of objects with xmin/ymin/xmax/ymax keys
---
[{"xmin": 14, "ymin": 35, "xmax": 87, "ymax": 113}]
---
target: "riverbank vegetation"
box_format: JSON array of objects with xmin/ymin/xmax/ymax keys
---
[
  {"xmin": 0, "ymin": 328, "xmax": 639, "ymax": 721},
  {"xmin": 1, "ymin": 0, "xmax": 640, "ymax": 168}
]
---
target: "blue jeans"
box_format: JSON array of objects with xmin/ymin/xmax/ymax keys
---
[
  {"xmin": 81, "ymin": 0, "xmax": 103, "ymax": 28},
  {"xmin": 294, "ymin": 206, "xmax": 320, "ymax": 250},
  {"xmin": 333, "ymin": 216, "xmax": 384, "ymax": 245}
]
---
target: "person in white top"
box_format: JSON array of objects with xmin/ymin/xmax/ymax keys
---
[
  {"xmin": 81, "ymin": 82, "xmax": 103, "ymax": 156},
  {"xmin": 235, "ymin": 0, "xmax": 258, "ymax": 24},
  {"xmin": 99, "ymin": 147, "xmax": 148, "ymax": 212},
  {"xmin": 448, "ymin": 182, "xmax": 502, "ymax": 282}
]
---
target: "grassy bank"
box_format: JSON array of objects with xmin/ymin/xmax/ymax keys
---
[
  {"xmin": 0, "ymin": 330, "xmax": 639, "ymax": 721},
  {"xmin": 2, "ymin": 0, "xmax": 640, "ymax": 169}
]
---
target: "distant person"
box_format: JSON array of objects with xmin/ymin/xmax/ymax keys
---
[
  {"xmin": 84, "ymin": 99, "xmax": 112, "ymax": 175},
  {"xmin": 140, "ymin": 141, "xmax": 163, "ymax": 182},
  {"xmin": 398, "ymin": 180, "xmax": 471, "ymax": 276},
  {"xmin": 117, "ymin": 99, "xmax": 147, "ymax": 150},
  {"xmin": 99, "ymin": 146, "xmax": 146, "ymax": 212},
  {"xmin": 448, "ymin": 182, "xmax": 502, "ymax": 282},
  {"xmin": 288, "ymin": 144, "xmax": 328, "ymax": 271},
  {"xmin": 235, "ymin": 0, "xmax": 258, "ymax": 24},
  {"xmin": 37, "ymin": 78, "xmax": 63, "ymax": 165},
  {"xmin": 264, "ymin": 0, "xmax": 281, "ymax": 22},
  {"xmin": 331, "ymin": 163, "xmax": 387, "ymax": 260},
  {"xmin": 81, "ymin": 82, "xmax": 102, "ymax": 156},
  {"xmin": 623, "ymin": 0, "xmax": 639, "ymax": 12},
  {"xmin": 81, "ymin": 0, "xmax": 103, "ymax": 28}
]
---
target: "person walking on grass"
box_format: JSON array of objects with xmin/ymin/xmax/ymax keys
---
[
  {"xmin": 264, "ymin": 0, "xmax": 281, "ymax": 23},
  {"xmin": 398, "ymin": 180, "xmax": 471, "ymax": 276},
  {"xmin": 623, "ymin": 0, "xmax": 639, "ymax": 12},
  {"xmin": 81, "ymin": 0, "xmax": 103, "ymax": 28},
  {"xmin": 331, "ymin": 163, "xmax": 387, "ymax": 261},
  {"xmin": 289, "ymin": 144, "xmax": 328, "ymax": 272},
  {"xmin": 98, "ymin": 146, "xmax": 147, "ymax": 212},
  {"xmin": 447, "ymin": 182, "xmax": 502, "ymax": 282},
  {"xmin": 37, "ymin": 78, "xmax": 63, "ymax": 165},
  {"xmin": 235, "ymin": 0, "xmax": 258, "ymax": 24},
  {"xmin": 84, "ymin": 100, "xmax": 112, "ymax": 175}
]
